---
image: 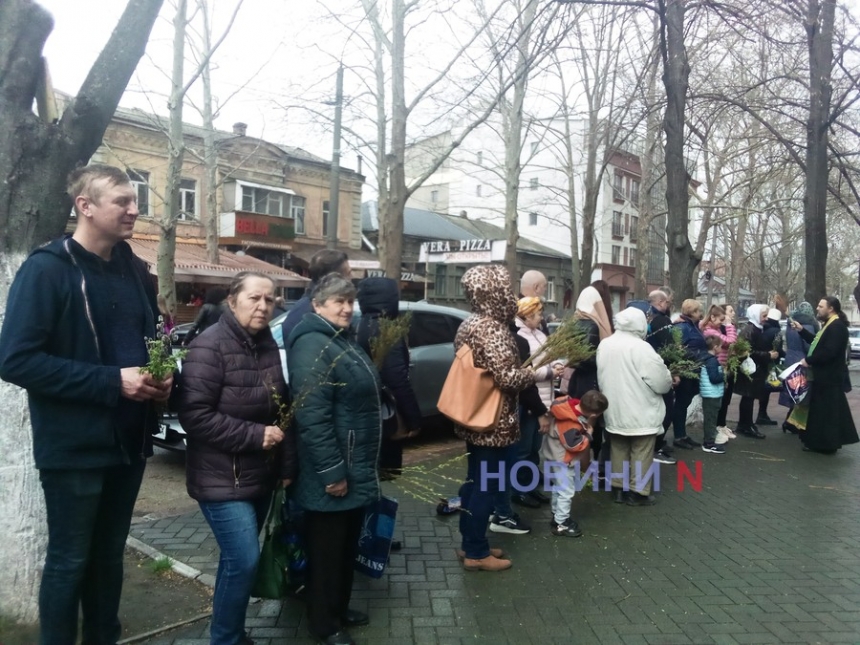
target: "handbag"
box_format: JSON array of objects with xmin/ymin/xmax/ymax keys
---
[
  {"xmin": 354, "ymin": 495, "xmax": 398, "ymax": 578},
  {"xmin": 437, "ymin": 343, "xmax": 503, "ymax": 432},
  {"xmin": 252, "ymin": 485, "xmax": 290, "ymax": 599}
]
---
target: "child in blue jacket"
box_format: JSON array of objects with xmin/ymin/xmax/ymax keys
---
[{"xmin": 701, "ymin": 335, "xmax": 726, "ymax": 454}]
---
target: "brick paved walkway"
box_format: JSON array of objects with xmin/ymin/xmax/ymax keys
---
[{"xmin": 131, "ymin": 387, "xmax": 860, "ymax": 644}]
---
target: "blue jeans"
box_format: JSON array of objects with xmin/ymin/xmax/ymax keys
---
[
  {"xmin": 199, "ymin": 496, "xmax": 270, "ymax": 645},
  {"xmin": 460, "ymin": 443, "xmax": 507, "ymax": 559},
  {"xmin": 492, "ymin": 442, "xmax": 520, "ymax": 519},
  {"xmin": 38, "ymin": 461, "xmax": 146, "ymax": 645}
]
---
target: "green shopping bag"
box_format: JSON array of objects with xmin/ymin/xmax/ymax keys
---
[{"xmin": 252, "ymin": 485, "xmax": 289, "ymax": 599}]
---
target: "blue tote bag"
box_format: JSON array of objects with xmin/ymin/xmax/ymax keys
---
[{"xmin": 354, "ymin": 495, "xmax": 398, "ymax": 578}]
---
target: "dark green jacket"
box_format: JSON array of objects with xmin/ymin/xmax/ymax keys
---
[{"xmin": 287, "ymin": 313, "xmax": 382, "ymax": 512}]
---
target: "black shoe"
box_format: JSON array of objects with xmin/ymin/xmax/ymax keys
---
[
  {"xmin": 512, "ymin": 493, "xmax": 540, "ymax": 509},
  {"xmin": 756, "ymin": 415, "xmax": 778, "ymax": 426},
  {"xmin": 341, "ymin": 609, "xmax": 369, "ymax": 627},
  {"xmin": 390, "ymin": 540, "xmax": 402, "ymax": 551},
  {"xmin": 782, "ymin": 422, "xmax": 799, "ymax": 434},
  {"xmin": 529, "ymin": 489, "xmax": 551, "ymax": 505},
  {"xmin": 673, "ymin": 436, "xmax": 699, "ymax": 450},
  {"xmin": 624, "ymin": 492, "xmax": 656, "ymax": 506},
  {"xmin": 612, "ymin": 488, "xmax": 625, "ymax": 504},
  {"xmin": 738, "ymin": 425, "xmax": 766, "ymax": 439},
  {"xmin": 319, "ymin": 631, "xmax": 355, "ymax": 645}
]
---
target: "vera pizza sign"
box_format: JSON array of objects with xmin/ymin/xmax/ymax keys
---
[{"xmin": 419, "ymin": 239, "xmax": 506, "ymax": 264}]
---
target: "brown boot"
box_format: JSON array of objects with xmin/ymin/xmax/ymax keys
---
[
  {"xmin": 455, "ymin": 547, "xmax": 505, "ymax": 561},
  {"xmin": 462, "ymin": 555, "xmax": 512, "ymax": 572}
]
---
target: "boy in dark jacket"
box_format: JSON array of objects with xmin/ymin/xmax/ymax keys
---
[{"xmin": 700, "ymin": 336, "xmax": 726, "ymax": 454}]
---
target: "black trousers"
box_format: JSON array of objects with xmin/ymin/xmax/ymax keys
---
[
  {"xmin": 758, "ymin": 390, "xmax": 773, "ymax": 419},
  {"xmin": 304, "ymin": 508, "xmax": 365, "ymax": 638},
  {"xmin": 739, "ymin": 396, "xmax": 755, "ymax": 427},
  {"xmin": 655, "ymin": 390, "xmax": 675, "ymax": 451},
  {"xmin": 717, "ymin": 376, "xmax": 734, "ymax": 427}
]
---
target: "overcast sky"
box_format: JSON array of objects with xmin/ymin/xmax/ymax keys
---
[{"xmin": 38, "ymin": 0, "xmax": 339, "ymax": 160}]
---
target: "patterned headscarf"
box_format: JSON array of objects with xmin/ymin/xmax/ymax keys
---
[
  {"xmin": 517, "ymin": 296, "xmax": 543, "ymax": 319},
  {"xmin": 794, "ymin": 301, "xmax": 814, "ymax": 318}
]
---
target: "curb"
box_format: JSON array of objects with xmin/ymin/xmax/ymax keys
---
[{"xmin": 126, "ymin": 535, "xmax": 216, "ymax": 588}]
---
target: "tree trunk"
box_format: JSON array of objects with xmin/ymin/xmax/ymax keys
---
[
  {"xmin": 562, "ymin": 107, "xmax": 582, "ymax": 299},
  {"xmin": 0, "ymin": 0, "xmax": 164, "ymax": 621},
  {"xmin": 659, "ymin": 0, "xmax": 699, "ymax": 302},
  {"xmin": 379, "ymin": 0, "xmax": 407, "ymax": 279},
  {"xmin": 501, "ymin": 0, "xmax": 536, "ymax": 274},
  {"xmin": 803, "ymin": 0, "xmax": 835, "ymax": 302},
  {"xmin": 200, "ymin": 0, "xmax": 219, "ymax": 265},
  {"xmin": 580, "ymin": 117, "xmax": 600, "ymax": 285},
  {"xmin": 157, "ymin": 0, "xmax": 187, "ymax": 313}
]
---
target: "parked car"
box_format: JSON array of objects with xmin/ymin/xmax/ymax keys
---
[
  {"xmin": 154, "ymin": 300, "xmax": 470, "ymax": 451},
  {"xmin": 849, "ymin": 327, "xmax": 860, "ymax": 359}
]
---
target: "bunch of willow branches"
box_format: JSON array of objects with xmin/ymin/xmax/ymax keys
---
[
  {"xmin": 657, "ymin": 326, "xmax": 700, "ymax": 380},
  {"xmin": 369, "ymin": 313, "xmax": 412, "ymax": 371},
  {"xmin": 725, "ymin": 337, "xmax": 752, "ymax": 380},
  {"xmin": 522, "ymin": 318, "xmax": 595, "ymax": 370}
]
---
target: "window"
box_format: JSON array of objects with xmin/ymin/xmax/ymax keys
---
[
  {"xmin": 476, "ymin": 185, "xmax": 482, "ymax": 197},
  {"xmin": 178, "ymin": 179, "xmax": 196, "ymax": 221},
  {"xmin": 623, "ymin": 247, "xmax": 629, "ymax": 266},
  {"xmin": 612, "ymin": 211, "xmax": 624, "ymax": 238},
  {"xmin": 430, "ymin": 190, "xmax": 439, "ymax": 204},
  {"xmin": 546, "ymin": 279, "xmax": 555, "ymax": 302},
  {"xmin": 408, "ymin": 313, "xmax": 460, "ymax": 347},
  {"xmin": 631, "ymin": 179, "xmax": 640, "ymax": 206},
  {"xmin": 625, "ymin": 213, "xmax": 630, "ymax": 236},
  {"xmin": 611, "ymin": 245, "xmax": 621, "ymax": 264},
  {"xmin": 322, "ymin": 200, "xmax": 330, "ymax": 237},
  {"xmin": 530, "ymin": 177, "xmax": 539, "ymax": 191},
  {"xmin": 435, "ymin": 264, "xmax": 447, "ymax": 296},
  {"xmin": 613, "ymin": 173, "xmax": 624, "ymax": 201},
  {"xmin": 528, "ymin": 212, "xmax": 538, "ymax": 226},
  {"xmin": 291, "ymin": 195, "xmax": 306, "ymax": 234},
  {"xmin": 241, "ymin": 185, "xmax": 289, "ymax": 217},
  {"xmin": 530, "ymin": 141, "xmax": 539, "ymax": 155},
  {"xmin": 476, "ymin": 151, "xmax": 483, "ymax": 166},
  {"xmin": 128, "ymin": 169, "xmax": 149, "ymax": 216},
  {"xmin": 630, "ymin": 215, "xmax": 639, "ymax": 242},
  {"xmin": 629, "ymin": 247, "xmax": 637, "ymax": 267}
]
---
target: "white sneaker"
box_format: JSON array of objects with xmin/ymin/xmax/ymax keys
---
[
  {"xmin": 715, "ymin": 428, "xmax": 730, "ymax": 445},
  {"xmin": 717, "ymin": 425, "xmax": 737, "ymax": 440}
]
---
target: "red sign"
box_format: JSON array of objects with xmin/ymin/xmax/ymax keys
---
[{"xmin": 236, "ymin": 216, "xmax": 269, "ymax": 236}]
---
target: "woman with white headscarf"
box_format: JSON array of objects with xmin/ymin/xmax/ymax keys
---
[
  {"xmin": 566, "ymin": 286, "xmax": 612, "ymax": 400},
  {"xmin": 565, "ymin": 285, "xmax": 613, "ymax": 470},
  {"xmin": 733, "ymin": 304, "xmax": 780, "ymax": 439}
]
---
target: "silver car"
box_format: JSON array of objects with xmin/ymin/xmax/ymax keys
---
[
  {"xmin": 154, "ymin": 301, "xmax": 469, "ymax": 451},
  {"xmin": 849, "ymin": 327, "xmax": 860, "ymax": 359}
]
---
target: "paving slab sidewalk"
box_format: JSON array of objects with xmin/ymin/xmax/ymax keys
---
[{"xmin": 130, "ymin": 388, "xmax": 860, "ymax": 644}]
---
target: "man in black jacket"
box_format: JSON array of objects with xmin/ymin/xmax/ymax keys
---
[
  {"xmin": 646, "ymin": 289, "xmax": 678, "ymax": 465},
  {"xmin": 0, "ymin": 165, "xmax": 172, "ymax": 644},
  {"xmin": 281, "ymin": 249, "xmax": 351, "ymax": 342}
]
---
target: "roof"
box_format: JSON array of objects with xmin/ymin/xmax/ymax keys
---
[
  {"xmin": 361, "ymin": 201, "xmax": 568, "ymax": 259},
  {"xmin": 110, "ymin": 104, "xmax": 330, "ymax": 165},
  {"xmin": 127, "ymin": 238, "xmax": 309, "ymax": 288}
]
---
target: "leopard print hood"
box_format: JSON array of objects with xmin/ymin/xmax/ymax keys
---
[{"xmin": 462, "ymin": 264, "xmax": 518, "ymax": 324}]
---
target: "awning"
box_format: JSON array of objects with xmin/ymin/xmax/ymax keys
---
[
  {"xmin": 290, "ymin": 244, "xmax": 381, "ymax": 270},
  {"xmin": 127, "ymin": 238, "xmax": 310, "ymax": 288}
]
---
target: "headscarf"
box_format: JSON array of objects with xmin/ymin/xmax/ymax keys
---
[
  {"xmin": 517, "ymin": 296, "xmax": 542, "ymax": 319},
  {"xmin": 746, "ymin": 304, "xmax": 768, "ymax": 330},
  {"xmin": 574, "ymin": 286, "xmax": 613, "ymax": 340},
  {"xmin": 794, "ymin": 301, "xmax": 814, "ymax": 318}
]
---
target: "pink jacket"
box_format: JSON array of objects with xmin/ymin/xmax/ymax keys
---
[{"xmin": 702, "ymin": 324, "xmax": 736, "ymax": 366}]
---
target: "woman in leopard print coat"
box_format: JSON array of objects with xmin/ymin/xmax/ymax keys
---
[{"xmin": 455, "ymin": 264, "xmax": 534, "ymax": 572}]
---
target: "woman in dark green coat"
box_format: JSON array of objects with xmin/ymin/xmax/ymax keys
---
[{"xmin": 287, "ymin": 273, "xmax": 382, "ymax": 645}]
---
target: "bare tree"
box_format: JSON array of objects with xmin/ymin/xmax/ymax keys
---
[{"xmin": 0, "ymin": 0, "xmax": 164, "ymax": 620}]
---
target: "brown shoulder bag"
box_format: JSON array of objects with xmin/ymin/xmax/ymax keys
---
[{"xmin": 437, "ymin": 343, "xmax": 503, "ymax": 432}]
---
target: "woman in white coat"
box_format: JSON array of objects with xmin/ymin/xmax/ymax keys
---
[{"xmin": 597, "ymin": 308, "xmax": 673, "ymax": 506}]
